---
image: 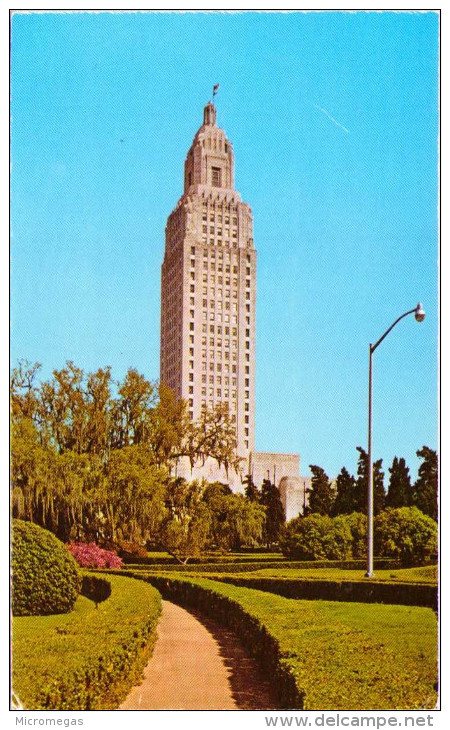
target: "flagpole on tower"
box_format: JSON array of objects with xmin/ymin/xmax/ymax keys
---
[{"xmin": 212, "ymin": 83, "xmax": 220, "ymax": 102}]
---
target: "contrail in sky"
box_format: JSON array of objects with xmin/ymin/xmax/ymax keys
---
[{"xmin": 314, "ymin": 104, "xmax": 350, "ymax": 133}]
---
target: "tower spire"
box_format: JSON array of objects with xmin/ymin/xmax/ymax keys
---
[{"xmin": 203, "ymin": 101, "xmax": 216, "ymax": 126}]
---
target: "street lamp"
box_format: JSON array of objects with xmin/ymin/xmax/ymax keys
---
[{"xmin": 365, "ymin": 302, "xmax": 425, "ymax": 578}]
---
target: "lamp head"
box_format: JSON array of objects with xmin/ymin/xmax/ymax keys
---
[{"xmin": 414, "ymin": 302, "xmax": 425, "ymax": 322}]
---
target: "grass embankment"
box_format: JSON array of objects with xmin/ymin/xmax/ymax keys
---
[
  {"xmin": 12, "ymin": 573, "xmax": 161, "ymax": 710},
  {"xmin": 238, "ymin": 565, "xmax": 438, "ymax": 582},
  {"xmin": 139, "ymin": 573, "xmax": 437, "ymax": 711},
  {"xmin": 187, "ymin": 565, "xmax": 437, "ymax": 583}
]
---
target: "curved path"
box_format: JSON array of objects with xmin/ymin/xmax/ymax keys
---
[{"xmin": 120, "ymin": 599, "xmax": 281, "ymax": 710}]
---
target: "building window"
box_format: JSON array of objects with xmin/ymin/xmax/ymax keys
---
[
  {"xmin": 212, "ymin": 167, "xmax": 221, "ymax": 187},
  {"xmin": 189, "ymin": 386, "xmax": 194, "ymax": 394},
  {"xmin": 190, "ymin": 285, "xmax": 195, "ymax": 293},
  {"xmin": 189, "ymin": 373, "xmax": 194, "ymax": 382},
  {"xmin": 191, "ymin": 246, "xmax": 196, "ymax": 254}
]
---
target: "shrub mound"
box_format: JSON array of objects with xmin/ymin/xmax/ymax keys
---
[
  {"xmin": 281, "ymin": 508, "xmax": 437, "ymax": 566},
  {"xmin": 374, "ymin": 507, "xmax": 438, "ymax": 565},
  {"xmin": 67, "ymin": 542, "xmax": 122, "ymax": 569},
  {"xmin": 12, "ymin": 520, "xmax": 81, "ymax": 616}
]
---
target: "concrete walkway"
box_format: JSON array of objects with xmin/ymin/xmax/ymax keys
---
[{"xmin": 120, "ymin": 600, "xmax": 281, "ymax": 710}]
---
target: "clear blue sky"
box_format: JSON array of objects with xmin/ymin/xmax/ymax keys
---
[{"xmin": 11, "ymin": 10, "xmax": 438, "ymax": 482}]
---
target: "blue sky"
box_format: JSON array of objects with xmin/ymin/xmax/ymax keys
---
[{"xmin": 10, "ymin": 10, "xmax": 438, "ymax": 481}]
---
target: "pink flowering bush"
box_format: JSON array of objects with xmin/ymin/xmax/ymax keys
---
[{"xmin": 67, "ymin": 542, "xmax": 122, "ymax": 569}]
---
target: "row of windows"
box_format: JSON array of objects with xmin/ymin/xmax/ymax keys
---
[
  {"xmin": 191, "ymin": 246, "xmax": 251, "ymax": 265},
  {"xmin": 189, "ymin": 378, "xmax": 250, "ymax": 394}
]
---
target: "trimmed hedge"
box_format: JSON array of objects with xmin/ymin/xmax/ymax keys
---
[
  {"xmin": 118, "ymin": 571, "xmax": 437, "ymax": 710},
  {"xmin": 132, "ymin": 573, "xmax": 304, "ymax": 708},
  {"xmin": 12, "ymin": 520, "xmax": 81, "ymax": 616},
  {"xmin": 12, "ymin": 573, "xmax": 161, "ymax": 710},
  {"xmin": 123, "ymin": 558, "xmax": 401, "ymax": 573},
  {"xmin": 213, "ymin": 576, "xmax": 438, "ymax": 610}
]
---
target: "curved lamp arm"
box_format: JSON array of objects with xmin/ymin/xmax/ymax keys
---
[{"xmin": 371, "ymin": 303, "xmax": 425, "ymax": 353}]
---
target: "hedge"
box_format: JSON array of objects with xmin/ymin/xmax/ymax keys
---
[
  {"xmin": 213, "ymin": 576, "xmax": 438, "ymax": 610},
  {"xmin": 11, "ymin": 520, "xmax": 81, "ymax": 616},
  {"xmin": 123, "ymin": 558, "xmax": 401, "ymax": 573},
  {"xmin": 118, "ymin": 571, "xmax": 437, "ymax": 710},
  {"xmin": 11, "ymin": 573, "xmax": 161, "ymax": 710},
  {"xmin": 130, "ymin": 573, "xmax": 304, "ymax": 708}
]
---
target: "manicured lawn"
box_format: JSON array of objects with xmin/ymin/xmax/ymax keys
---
[
  {"xmin": 146, "ymin": 574, "xmax": 438, "ymax": 710},
  {"xmin": 12, "ymin": 573, "xmax": 161, "ymax": 710},
  {"xmin": 221, "ymin": 565, "xmax": 438, "ymax": 583}
]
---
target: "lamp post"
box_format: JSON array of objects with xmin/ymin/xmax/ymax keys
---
[{"xmin": 365, "ymin": 302, "xmax": 425, "ymax": 578}]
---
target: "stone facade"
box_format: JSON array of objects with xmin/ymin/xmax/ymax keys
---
[
  {"xmin": 161, "ymin": 102, "xmax": 255, "ymax": 459},
  {"xmin": 160, "ymin": 101, "xmax": 307, "ymax": 504}
]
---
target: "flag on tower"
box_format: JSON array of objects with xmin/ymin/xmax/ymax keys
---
[{"xmin": 213, "ymin": 84, "xmax": 220, "ymax": 97}]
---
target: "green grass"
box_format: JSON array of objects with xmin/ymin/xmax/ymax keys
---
[
  {"xmin": 215, "ymin": 565, "xmax": 438, "ymax": 583},
  {"xmin": 147, "ymin": 574, "xmax": 438, "ymax": 710},
  {"xmin": 12, "ymin": 573, "xmax": 161, "ymax": 710}
]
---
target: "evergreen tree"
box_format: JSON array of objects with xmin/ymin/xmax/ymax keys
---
[
  {"xmin": 386, "ymin": 456, "xmax": 412, "ymax": 508},
  {"xmin": 243, "ymin": 473, "xmax": 259, "ymax": 502},
  {"xmin": 331, "ymin": 467, "xmax": 357, "ymax": 515},
  {"xmin": 308, "ymin": 465, "xmax": 334, "ymax": 516},
  {"xmin": 412, "ymin": 446, "xmax": 438, "ymax": 520},
  {"xmin": 260, "ymin": 478, "xmax": 285, "ymax": 547},
  {"xmin": 355, "ymin": 446, "xmax": 385, "ymax": 515}
]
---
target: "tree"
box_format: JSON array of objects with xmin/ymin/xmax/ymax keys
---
[
  {"xmin": 218, "ymin": 494, "xmax": 265, "ymax": 551},
  {"xmin": 243, "ymin": 473, "xmax": 259, "ymax": 502},
  {"xmin": 148, "ymin": 384, "xmax": 190, "ymax": 468},
  {"xmin": 386, "ymin": 456, "xmax": 412, "ymax": 508},
  {"xmin": 340, "ymin": 512, "xmax": 367, "ymax": 558},
  {"xmin": 308, "ymin": 465, "xmax": 335, "ymax": 516},
  {"xmin": 374, "ymin": 507, "xmax": 437, "ymax": 566},
  {"xmin": 355, "ymin": 446, "xmax": 385, "ymax": 515},
  {"xmin": 111, "ymin": 368, "xmax": 155, "ymax": 448},
  {"xmin": 280, "ymin": 513, "xmax": 352, "ymax": 560},
  {"xmin": 185, "ymin": 402, "xmax": 241, "ymax": 475},
  {"xmin": 10, "ymin": 359, "xmax": 248, "ymax": 554},
  {"xmin": 331, "ymin": 467, "xmax": 357, "ymax": 516},
  {"xmin": 104, "ymin": 445, "xmax": 167, "ymax": 545},
  {"xmin": 161, "ymin": 479, "xmax": 211, "ymax": 563},
  {"xmin": 260, "ymin": 478, "xmax": 285, "ymax": 547},
  {"xmin": 412, "ymin": 446, "xmax": 438, "ymax": 520}
]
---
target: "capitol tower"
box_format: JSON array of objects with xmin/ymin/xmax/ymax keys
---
[
  {"xmin": 161, "ymin": 100, "xmax": 256, "ymax": 471},
  {"xmin": 160, "ymin": 97, "xmax": 306, "ymax": 505}
]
